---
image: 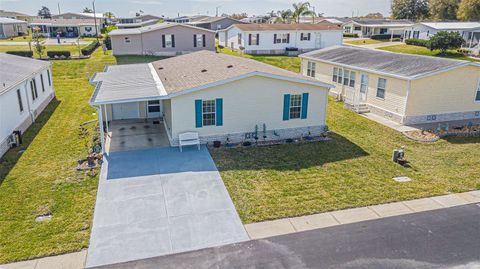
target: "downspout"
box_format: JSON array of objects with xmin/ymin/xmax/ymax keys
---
[
  {"xmin": 402, "ymin": 79, "xmax": 412, "ymax": 124},
  {"xmin": 97, "ymin": 105, "xmax": 106, "ymax": 154},
  {"xmin": 141, "ymin": 32, "xmax": 144, "ymax": 55}
]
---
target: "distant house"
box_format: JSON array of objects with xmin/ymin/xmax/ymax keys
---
[
  {"xmin": 0, "ymin": 9, "xmax": 38, "ymax": 22},
  {"xmin": 108, "ymin": 23, "xmax": 215, "ymax": 56},
  {"xmin": 218, "ymin": 23, "xmax": 343, "ymax": 55},
  {"xmin": 240, "ymin": 16, "xmax": 269, "ymax": 24},
  {"xmin": 187, "ymin": 16, "xmax": 247, "ymax": 31},
  {"xmin": 0, "ymin": 53, "xmax": 56, "ymax": 157},
  {"xmin": 116, "ymin": 19, "xmax": 159, "ymax": 29},
  {"xmin": 406, "ymin": 22, "xmax": 480, "ymax": 55},
  {"xmin": 317, "ymin": 18, "xmax": 350, "ymax": 27},
  {"xmin": 51, "ymin": 12, "xmax": 106, "ymax": 27},
  {"xmin": 300, "ymin": 46, "xmax": 480, "ymax": 125},
  {"xmin": 165, "ymin": 15, "xmax": 210, "ymax": 24},
  {"xmin": 342, "ymin": 18, "xmax": 413, "ymax": 38},
  {"xmin": 30, "ymin": 18, "xmax": 101, "ymax": 38},
  {"xmin": 89, "ymin": 51, "xmax": 332, "ymax": 151},
  {"xmin": 116, "ymin": 14, "xmax": 162, "ymax": 24},
  {"xmin": 0, "ymin": 18, "xmax": 27, "ymax": 38}
]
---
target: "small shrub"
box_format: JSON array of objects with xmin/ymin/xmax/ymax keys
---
[
  {"xmin": 405, "ymin": 38, "xmax": 429, "ymax": 47},
  {"xmin": 371, "ymin": 34, "xmax": 402, "ymax": 40},
  {"xmin": 81, "ymin": 41, "xmax": 100, "ymax": 56},
  {"xmin": 6, "ymin": 51, "xmax": 33, "ymax": 57},
  {"xmin": 391, "ymin": 37, "xmax": 402, "ymax": 42},
  {"xmin": 343, "ymin": 33, "xmax": 358, "ymax": 38},
  {"xmin": 47, "ymin": 51, "xmax": 71, "ymax": 58},
  {"xmin": 103, "ymin": 36, "xmax": 112, "ymax": 50},
  {"xmin": 457, "ymin": 48, "xmax": 471, "ymax": 54},
  {"xmin": 218, "ymin": 44, "xmax": 224, "ymax": 49},
  {"xmin": 427, "ymin": 31, "xmax": 464, "ymax": 53}
]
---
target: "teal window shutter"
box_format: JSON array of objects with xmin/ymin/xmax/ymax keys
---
[
  {"xmin": 301, "ymin": 93, "xmax": 309, "ymax": 119},
  {"xmin": 195, "ymin": 100, "xmax": 202, "ymax": 128},
  {"xmin": 215, "ymin": 98, "xmax": 223, "ymax": 126},
  {"xmin": 283, "ymin": 94, "xmax": 290, "ymax": 121}
]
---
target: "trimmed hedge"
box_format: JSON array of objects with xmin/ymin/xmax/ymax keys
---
[
  {"xmin": 47, "ymin": 51, "xmax": 71, "ymax": 58},
  {"xmin": 6, "ymin": 51, "xmax": 33, "ymax": 57},
  {"xmin": 343, "ymin": 33, "xmax": 358, "ymax": 38},
  {"xmin": 81, "ymin": 41, "xmax": 100, "ymax": 56},
  {"xmin": 371, "ymin": 34, "xmax": 401, "ymax": 40},
  {"xmin": 405, "ymin": 38, "xmax": 429, "ymax": 47}
]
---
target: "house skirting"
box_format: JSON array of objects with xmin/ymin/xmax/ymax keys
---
[
  {"xmin": 170, "ymin": 125, "xmax": 327, "ymax": 146},
  {"xmin": 0, "ymin": 93, "xmax": 55, "ymax": 158},
  {"xmin": 403, "ymin": 110, "xmax": 480, "ymax": 125}
]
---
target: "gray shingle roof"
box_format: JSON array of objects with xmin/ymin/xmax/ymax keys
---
[
  {"xmin": 0, "ymin": 17, "xmax": 27, "ymax": 24},
  {"xmin": 0, "ymin": 53, "xmax": 50, "ymax": 95},
  {"xmin": 90, "ymin": 51, "xmax": 332, "ymax": 104},
  {"xmin": 300, "ymin": 45, "xmax": 479, "ymax": 79},
  {"xmin": 109, "ymin": 22, "xmax": 214, "ymax": 36}
]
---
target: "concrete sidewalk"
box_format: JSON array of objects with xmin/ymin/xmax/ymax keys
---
[
  {"xmin": 0, "ymin": 251, "xmax": 86, "ymax": 269},
  {"xmin": 245, "ymin": 191, "xmax": 480, "ymax": 239}
]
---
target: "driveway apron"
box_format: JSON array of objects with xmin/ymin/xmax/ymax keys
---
[{"xmin": 85, "ymin": 146, "xmax": 248, "ymax": 268}]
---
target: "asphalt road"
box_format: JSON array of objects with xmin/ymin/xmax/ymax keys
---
[{"xmin": 98, "ymin": 204, "xmax": 480, "ymax": 269}]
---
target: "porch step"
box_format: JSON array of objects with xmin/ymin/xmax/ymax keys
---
[{"xmin": 345, "ymin": 103, "xmax": 370, "ymax": 114}]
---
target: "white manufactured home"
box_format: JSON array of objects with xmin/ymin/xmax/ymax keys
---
[
  {"xmin": 300, "ymin": 46, "xmax": 480, "ymax": 125},
  {"xmin": 342, "ymin": 18, "xmax": 413, "ymax": 38},
  {"xmin": 0, "ymin": 53, "xmax": 56, "ymax": 157},
  {"xmin": 89, "ymin": 51, "xmax": 333, "ymax": 153},
  {"xmin": 218, "ymin": 23, "xmax": 343, "ymax": 55}
]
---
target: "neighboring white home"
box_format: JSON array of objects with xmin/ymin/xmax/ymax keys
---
[
  {"xmin": 342, "ymin": 18, "xmax": 414, "ymax": 38},
  {"xmin": 218, "ymin": 23, "xmax": 343, "ymax": 55},
  {"xmin": 89, "ymin": 51, "xmax": 333, "ymax": 152},
  {"xmin": 165, "ymin": 15, "xmax": 210, "ymax": 24},
  {"xmin": 116, "ymin": 19, "xmax": 159, "ymax": 29},
  {"xmin": 108, "ymin": 23, "xmax": 215, "ymax": 56},
  {"xmin": 0, "ymin": 9, "xmax": 38, "ymax": 22},
  {"xmin": 240, "ymin": 16, "xmax": 269, "ymax": 24},
  {"xmin": 0, "ymin": 53, "xmax": 55, "ymax": 157},
  {"xmin": 116, "ymin": 14, "xmax": 162, "ymax": 24},
  {"xmin": 300, "ymin": 46, "xmax": 480, "ymax": 125},
  {"xmin": 0, "ymin": 17, "xmax": 27, "ymax": 38},
  {"xmin": 406, "ymin": 22, "xmax": 480, "ymax": 55},
  {"xmin": 187, "ymin": 16, "xmax": 246, "ymax": 31},
  {"xmin": 30, "ymin": 18, "xmax": 101, "ymax": 38}
]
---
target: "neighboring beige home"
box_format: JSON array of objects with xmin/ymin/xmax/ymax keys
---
[
  {"xmin": 0, "ymin": 17, "xmax": 27, "ymax": 38},
  {"xmin": 30, "ymin": 18, "xmax": 101, "ymax": 38},
  {"xmin": 300, "ymin": 46, "xmax": 480, "ymax": 125},
  {"xmin": 89, "ymin": 51, "xmax": 333, "ymax": 152},
  {"xmin": 108, "ymin": 23, "xmax": 216, "ymax": 56},
  {"xmin": 0, "ymin": 10, "xmax": 38, "ymax": 22}
]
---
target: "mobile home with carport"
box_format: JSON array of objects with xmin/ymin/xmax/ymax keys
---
[
  {"xmin": 89, "ymin": 51, "xmax": 333, "ymax": 152},
  {"xmin": 300, "ymin": 46, "xmax": 480, "ymax": 125}
]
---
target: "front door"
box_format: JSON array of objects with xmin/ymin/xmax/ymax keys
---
[
  {"xmin": 359, "ymin": 74, "xmax": 369, "ymax": 102},
  {"xmin": 147, "ymin": 100, "xmax": 162, "ymax": 118},
  {"xmin": 315, "ymin": 33, "xmax": 322, "ymax": 48}
]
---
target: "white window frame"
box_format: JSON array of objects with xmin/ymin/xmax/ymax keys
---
[
  {"xmin": 475, "ymin": 80, "xmax": 480, "ymax": 102},
  {"xmin": 333, "ymin": 67, "xmax": 338, "ymax": 82},
  {"xmin": 124, "ymin": 37, "xmax": 130, "ymax": 43},
  {"xmin": 164, "ymin": 34, "xmax": 173, "ymax": 48},
  {"xmin": 333, "ymin": 67, "xmax": 356, "ymax": 88},
  {"xmin": 202, "ymin": 100, "xmax": 216, "ymax": 126},
  {"xmin": 195, "ymin": 34, "xmax": 203, "ymax": 47},
  {"xmin": 275, "ymin": 33, "xmax": 288, "ymax": 44},
  {"xmin": 377, "ymin": 78, "xmax": 387, "ymax": 99},
  {"xmin": 238, "ymin": 33, "xmax": 242, "ymax": 45},
  {"xmin": 307, "ymin": 61, "xmax": 316, "ymax": 77},
  {"xmin": 251, "ymin": 34, "xmax": 258, "ymax": 45},
  {"xmin": 289, "ymin": 94, "xmax": 302, "ymax": 119}
]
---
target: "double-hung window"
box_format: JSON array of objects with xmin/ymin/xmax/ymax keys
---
[
  {"xmin": 47, "ymin": 69, "xmax": 51, "ymax": 86},
  {"xmin": 377, "ymin": 78, "xmax": 387, "ymax": 99},
  {"xmin": 275, "ymin": 33, "xmax": 289, "ymax": 43},
  {"xmin": 475, "ymin": 80, "xmax": 480, "ymax": 102},
  {"xmin": 343, "ymin": 70, "xmax": 350, "ymax": 85},
  {"xmin": 300, "ymin": 33, "xmax": 311, "ymax": 41},
  {"xmin": 30, "ymin": 79, "xmax": 38, "ymax": 101},
  {"xmin": 237, "ymin": 33, "xmax": 242, "ymax": 45},
  {"xmin": 164, "ymin": 34, "xmax": 174, "ymax": 48},
  {"xmin": 349, "ymin": 71, "xmax": 356, "ymax": 87},
  {"xmin": 333, "ymin": 67, "xmax": 356, "ymax": 87},
  {"xmin": 307, "ymin": 61, "xmax": 316, "ymax": 77},
  {"xmin": 333, "ymin": 67, "xmax": 338, "ymax": 82},
  {"xmin": 195, "ymin": 34, "xmax": 204, "ymax": 47},
  {"xmin": 202, "ymin": 100, "xmax": 216, "ymax": 126},
  {"xmin": 17, "ymin": 89, "xmax": 23, "ymax": 113},
  {"xmin": 289, "ymin": 94, "xmax": 302, "ymax": 119},
  {"xmin": 337, "ymin": 68, "xmax": 343, "ymax": 84},
  {"xmin": 250, "ymin": 34, "xmax": 259, "ymax": 45}
]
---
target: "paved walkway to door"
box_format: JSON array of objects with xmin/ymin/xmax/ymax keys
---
[{"xmin": 85, "ymin": 146, "xmax": 248, "ymax": 268}]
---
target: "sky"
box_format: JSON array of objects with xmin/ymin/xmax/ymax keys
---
[{"xmin": 1, "ymin": 0, "xmax": 392, "ymax": 18}]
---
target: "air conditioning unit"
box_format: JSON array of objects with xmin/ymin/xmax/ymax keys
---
[{"xmin": 7, "ymin": 131, "xmax": 22, "ymax": 148}]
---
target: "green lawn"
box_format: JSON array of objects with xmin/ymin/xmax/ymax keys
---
[
  {"xmin": 379, "ymin": 44, "xmax": 480, "ymax": 62},
  {"xmin": 212, "ymin": 48, "xmax": 480, "ymax": 223},
  {"xmin": 344, "ymin": 39, "xmax": 387, "ymax": 45},
  {"xmin": 0, "ymin": 44, "xmax": 88, "ymax": 57},
  {"xmin": 0, "ymin": 49, "xmax": 119, "ymax": 263}
]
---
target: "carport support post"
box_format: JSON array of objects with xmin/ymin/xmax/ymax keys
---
[{"xmin": 97, "ymin": 105, "xmax": 105, "ymax": 154}]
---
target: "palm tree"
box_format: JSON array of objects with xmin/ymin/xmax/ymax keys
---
[
  {"xmin": 103, "ymin": 11, "xmax": 115, "ymax": 19},
  {"xmin": 275, "ymin": 9, "xmax": 293, "ymax": 23},
  {"xmin": 292, "ymin": 2, "xmax": 316, "ymax": 23}
]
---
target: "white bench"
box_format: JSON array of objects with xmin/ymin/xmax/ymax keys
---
[{"xmin": 178, "ymin": 132, "xmax": 200, "ymax": 152}]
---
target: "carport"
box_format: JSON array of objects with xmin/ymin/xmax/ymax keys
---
[{"xmin": 89, "ymin": 63, "xmax": 170, "ymax": 153}]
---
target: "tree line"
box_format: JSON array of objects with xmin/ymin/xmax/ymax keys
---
[{"xmin": 392, "ymin": 0, "xmax": 480, "ymax": 21}]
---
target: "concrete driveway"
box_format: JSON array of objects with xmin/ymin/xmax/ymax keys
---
[{"xmin": 85, "ymin": 146, "xmax": 248, "ymax": 268}]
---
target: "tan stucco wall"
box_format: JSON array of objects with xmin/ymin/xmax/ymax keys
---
[
  {"xmin": 302, "ymin": 59, "xmax": 409, "ymax": 116},
  {"xmin": 168, "ymin": 76, "xmax": 329, "ymax": 139},
  {"xmin": 111, "ymin": 25, "xmax": 215, "ymax": 55},
  {"xmin": 406, "ymin": 65, "xmax": 480, "ymax": 116}
]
